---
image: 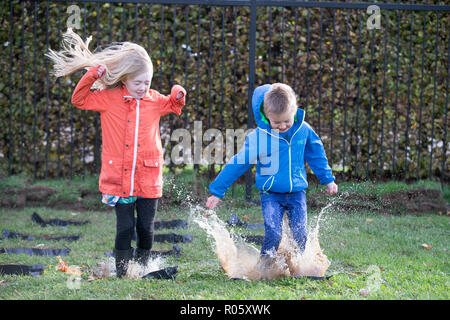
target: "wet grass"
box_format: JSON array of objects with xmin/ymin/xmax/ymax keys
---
[{"xmin": 0, "ymin": 175, "xmax": 448, "ymax": 300}]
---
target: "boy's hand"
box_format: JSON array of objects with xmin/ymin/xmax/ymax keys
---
[
  {"xmin": 206, "ymin": 195, "xmax": 221, "ymax": 209},
  {"xmin": 326, "ymin": 182, "xmax": 338, "ymax": 196},
  {"xmin": 97, "ymin": 65, "xmax": 106, "ymax": 78}
]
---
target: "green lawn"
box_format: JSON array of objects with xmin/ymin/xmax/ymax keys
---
[{"xmin": 0, "ymin": 176, "xmax": 448, "ymax": 300}]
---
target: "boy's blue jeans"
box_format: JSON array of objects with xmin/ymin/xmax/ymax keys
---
[{"xmin": 260, "ymin": 190, "xmax": 307, "ymax": 256}]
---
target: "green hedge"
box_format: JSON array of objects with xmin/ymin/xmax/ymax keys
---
[{"xmin": 0, "ymin": 1, "xmax": 448, "ymax": 181}]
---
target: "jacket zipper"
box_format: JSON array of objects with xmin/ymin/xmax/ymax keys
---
[
  {"xmin": 258, "ymin": 128, "xmax": 292, "ymax": 192},
  {"xmin": 129, "ymin": 99, "xmax": 140, "ymax": 196},
  {"xmin": 258, "ymin": 123, "xmax": 303, "ymax": 193},
  {"xmin": 289, "ymin": 125, "xmax": 306, "ymax": 189}
]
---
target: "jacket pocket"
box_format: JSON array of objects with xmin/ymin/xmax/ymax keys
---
[
  {"xmin": 100, "ymin": 155, "xmax": 123, "ymax": 187},
  {"xmin": 261, "ymin": 175, "xmax": 275, "ymax": 192},
  {"xmin": 142, "ymin": 157, "xmax": 163, "ymax": 187}
]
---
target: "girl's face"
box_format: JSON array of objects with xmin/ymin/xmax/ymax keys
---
[{"xmin": 124, "ymin": 72, "xmax": 151, "ymax": 100}]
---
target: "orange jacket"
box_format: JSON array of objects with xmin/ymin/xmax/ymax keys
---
[{"xmin": 71, "ymin": 65, "xmax": 186, "ymax": 198}]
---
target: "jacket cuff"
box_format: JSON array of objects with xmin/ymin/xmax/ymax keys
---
[
  {"xmin": 209, "ymin": 184, "xmax": 225, "ymax": 199},
  {"xmin": 320, "ymin": 176, "xmax": 336, "ymax": 186},
  {"xmin": 88, "ymin": 65, "xmax": 102, "ymax": 79}
]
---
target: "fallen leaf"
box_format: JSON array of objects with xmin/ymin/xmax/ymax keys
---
[
  {"xmin": 365, "ymin": 218, "xmax": 373, "ymax": 222},
  {"xmin": 327, "ymin": 281, "xmax": 334, "ymax": 286},
  {"xmin": 421, "ymin": 243, "xmax": 432, "ymax": 250},
  {"xmin": 55, "ymin": 256, "xmax": 82, "ymax": 275},
  {"xmin": 242, "ymin": 215, "xmax": 250, "ymax": 221}
]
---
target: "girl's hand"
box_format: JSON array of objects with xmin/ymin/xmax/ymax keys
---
[
  {"xmin": 206, "ymin": 195, "xmax": 221, "ymax": 209},
  {"xmin": 97, "ymin": 65, "xmax": 106, "ymax": 78},
  {"xmin": 175, "ymin": 90, "xmax": 185, "ymax": 100},
  {"xmin": 326, "ymin": 182, "xmax": 338, "ymax": 196},
  {"xmin": 171, "ymin": 85, "xmax": 186, "ymax": 100}
]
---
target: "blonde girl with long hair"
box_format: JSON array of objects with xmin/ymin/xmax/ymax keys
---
[{"xmin": 46, "ymin": 29, "xmax": 186, "ymax": 278}]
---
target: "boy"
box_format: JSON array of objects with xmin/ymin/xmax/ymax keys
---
[{"xmin": 206, "ymin": 83, "xmax": 337, "ymax": 263}]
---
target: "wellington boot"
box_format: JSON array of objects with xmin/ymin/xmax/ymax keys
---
[
  {"xmin": 134, "ymin": 248, "xmax": 151, "ymax": 267},
  {"xmin": 114, "ymin": 248, "xmax": 134, "ymax": 278}
]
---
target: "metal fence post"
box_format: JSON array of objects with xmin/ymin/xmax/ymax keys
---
[{"xmin": 245, "ymin": 0, "xmax": 257, "ymax": 201}]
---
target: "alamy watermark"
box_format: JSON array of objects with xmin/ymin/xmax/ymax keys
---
[
  {"xmin": 66, "ymin": 273, "xmax": 82, "ymax": 290},
  {"xmin": 67, "ymin": 5, "xmax": 81, "ymax": 30},
  {"xmin": 367, "ymin": 5, "xmax": 381, "ymax": 30},
  {"xmin": 169, "ymin": 121, "xmax": 280, "ymax": 175},
  {"xmin": 361, "ymin": 265, "xmax": 383, "ymax": 296}
]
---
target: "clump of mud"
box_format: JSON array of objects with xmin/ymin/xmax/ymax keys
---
[{"xmin": 192, "ymin": 204, "xmax": 331, "ymax": 281}]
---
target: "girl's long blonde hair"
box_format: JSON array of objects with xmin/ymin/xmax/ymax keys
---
[{"xmin": 46, "ymin": 28, "xmax": 153, "ymax": 90}]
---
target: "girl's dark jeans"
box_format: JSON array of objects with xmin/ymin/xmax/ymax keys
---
[
  {"xmin": 114, "ymin": 198, "xmax": 159, "ymax": 251},
  {"xmin": 260, "ymin": 190, "xmax": 307, "ymax": 256}
]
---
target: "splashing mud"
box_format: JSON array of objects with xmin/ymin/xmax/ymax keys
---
[{"xmin": 192, "ymin": 204, "xmax": 331, "ymax": 280}]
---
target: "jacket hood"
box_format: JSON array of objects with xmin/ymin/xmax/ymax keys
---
[{"xmin": 251, "ymin": 84, "xmax": 305, "ymax": 132}]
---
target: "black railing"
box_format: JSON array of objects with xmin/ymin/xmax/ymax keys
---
[{"xmin": 0, "ymin": 0, "xmax": 449, "ymax": 199}]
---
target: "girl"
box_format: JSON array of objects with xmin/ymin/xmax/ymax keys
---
[{"xmin": 46, "ymin": 29, "xmax": 186, "ymax": 277}]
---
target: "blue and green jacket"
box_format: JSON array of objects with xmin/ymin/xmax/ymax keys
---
[{"xmin": 209, "ymin": 84, "xmax": 335, "ymax": 198}]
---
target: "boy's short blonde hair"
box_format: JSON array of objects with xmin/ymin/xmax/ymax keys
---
[{"xmin": 263, "ymin": 83, "xmax": 297, "ymax": 115}]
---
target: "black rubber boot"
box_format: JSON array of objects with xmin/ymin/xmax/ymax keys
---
[
  {"xmin": 134, "ymin": 248, "xmax": 151, "ymax": 267},
  {"xmin": 114, "ymin": 248, "xmax": 134, "ymax": 278}
]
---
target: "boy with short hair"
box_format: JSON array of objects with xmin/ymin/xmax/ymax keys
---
[{"xmin": 206, "ymin": 83, "xmax": 337, "ymax": 262}]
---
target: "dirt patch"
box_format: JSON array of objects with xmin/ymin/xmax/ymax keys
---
[
  {"xmin": 0, "ymin": 186, "xmax": 57, "ymax": 208},
  {"xmin": 308, "ymin": 188, "xmax": 448, "ymax": 215},
  {"xmin": 0, "ymin": 191, "xmax": 26, "ymax": 208},
  {"xmin": 0, "ymin": 185, "xmax": 110, "ymax": 212},
  {"xmin": 24, "ymin": 185, "xmax": 58, "ymax": 201},
  {"xmin": 380, "ymin": 188, "xmax": 447, "ymax": 215},
  {"xmin": 309, "ymin": 192, "xmax": 382, "ymax": 213},
  {"xmin": 0, "ymin": 182, "xmax": 447, "ymax": 216}
]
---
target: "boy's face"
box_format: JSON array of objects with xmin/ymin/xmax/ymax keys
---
[
  {"xmin": 124, "ymin": 72, "xmax": 151, "ymax": 100},
  {"xmin": 266, "ymin": 108, "xmax": 296, "ymax": 133}
]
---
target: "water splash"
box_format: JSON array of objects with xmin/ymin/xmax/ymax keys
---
[
  {"xmin": 125, "ymin": 256, "xmax": 167, "ymax": 279},
  {"xmin": 192, "ymin": 208, "xmax": 261, "ymax": 279},
  {"xmin": 95, "ymin": 255, "xmax": 168, "ymax": 279},
  {"xmin": 191, "ymin": 203, "xmax": 332, "ymax": 280}
]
